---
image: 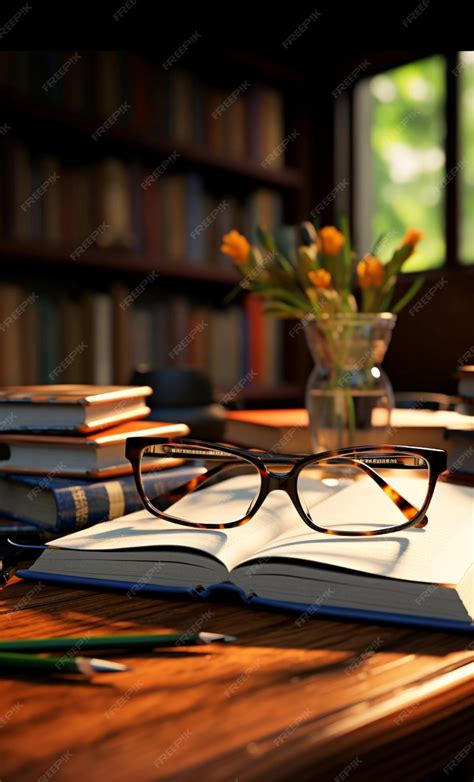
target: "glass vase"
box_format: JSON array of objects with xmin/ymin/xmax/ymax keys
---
[{"xmin": 304, "ymin": 313, "xmax": 396, "ymax": 451}]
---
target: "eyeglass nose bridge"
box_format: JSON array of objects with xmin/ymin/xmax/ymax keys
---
[{"xmin": 267, "ymin": 471, "xmax": 293, "ymax": 493}]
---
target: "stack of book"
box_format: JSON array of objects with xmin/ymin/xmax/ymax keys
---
[{"xmin": 0, "ymin": 385, "xmax": 193, "ymax": 535}]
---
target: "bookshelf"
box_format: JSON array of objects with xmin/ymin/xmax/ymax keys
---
[{"xmin": 0, "ymin": 50, "xmax": 311, "ymax": 405}]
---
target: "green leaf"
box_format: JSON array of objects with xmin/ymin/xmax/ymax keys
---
[
  {"xmin": 256, "ymin": 226, "xmax": 277, "ymax": 253},
  {"xmin": 385, "ymin": 244, "xmax": 411, "ymax": 277},
  {"xmin": 371, "ymin": 233, "xmax": 387, "ymax": 256},
  {"xmin": 391, "ymin": 275, "xmax": 425, "ymax": 314}
]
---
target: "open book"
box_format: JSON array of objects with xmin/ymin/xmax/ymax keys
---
[{"xmin": 19, "ymin": 478, "xmax": 473, "ymax": 631}]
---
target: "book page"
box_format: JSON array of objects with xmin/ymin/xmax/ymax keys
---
[
  {"xmin": 243, "ymin": 481, "xmax": 473, "ymax": 586},
  {"xmin": 48, "ymin": 475, "xmax": 325, "ymax": 572}
]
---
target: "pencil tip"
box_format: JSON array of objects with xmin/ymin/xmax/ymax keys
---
[
  {"xmin": 88, "ymin": 657, "xmax": 130, "ymax": 673},
  {"xmin": 198, "ymin": 632, "xmax": 238, "ymax": 644}
]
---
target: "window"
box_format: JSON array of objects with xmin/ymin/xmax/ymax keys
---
[{"xmin": 353, "ymin": 53, "xmax": 473, "ymax": 272}]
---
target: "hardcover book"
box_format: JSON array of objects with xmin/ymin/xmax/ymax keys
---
[
  {"xmin": 18, "ymin": 477, "xmax": 474, "ymax": 632},
  {"xmin": 0, "ymin": 420, "xmax": 189, "ymax": 478},
  {"xmin": 0, "ymin": 465, "xmax": 202, "ymax": 532},
  {"xmin": 0, "ymin": 385, "xmax": 153, "ymax": 432}
]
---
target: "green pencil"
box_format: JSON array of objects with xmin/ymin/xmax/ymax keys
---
[
  {"xmin": 0, "ymin": 632, "xmax": 236, "ymax": 653},
  {"xmin": 0, "ymin": 652, "xmax": 129, "ymax": 677}
]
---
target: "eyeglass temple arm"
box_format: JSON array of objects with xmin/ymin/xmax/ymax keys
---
[{"xmin": 338, "ymin": 457, "xmax": 428, "ymax": 528}]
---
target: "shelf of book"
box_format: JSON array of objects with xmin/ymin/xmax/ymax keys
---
[
  {"xmin": 0, "ymin": 91, "xmax": 303, "ymax": 191},
  {"xmin": 0, "ymin": 241, "xmax": 241, "ymax": 284},
  {"xmin": 0, "ymin": 50, "xmax": 312, "ymax": 402}
]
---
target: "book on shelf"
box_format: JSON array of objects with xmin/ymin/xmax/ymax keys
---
[
  {"xmin": 18, "ymin": 476, "xmax": 474, "ymax": 631},
  {"xmin": 0, "ymin": 385, "xmax": 153, "ymax": 432},
  {"xmin": 0, "ymin": 465, "xmax": 202, "ymax": 533},
  {"xmin": 0, "ymin": 420, "xmax": 189, "ymax": 478}
]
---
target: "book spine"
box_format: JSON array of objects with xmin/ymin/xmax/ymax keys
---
[{"xmin": 49, "ymin": 468, "xmax": 201, "ymax": 532}]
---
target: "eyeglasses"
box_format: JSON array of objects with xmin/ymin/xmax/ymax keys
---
[{"xmin": 125, "ymin": 439, "xmax": 447, "ymax": 537}]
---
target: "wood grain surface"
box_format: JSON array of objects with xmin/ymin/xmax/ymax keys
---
[{"xmin": 0, "ymin": 577, "xmax": 472, "ymax": 782}]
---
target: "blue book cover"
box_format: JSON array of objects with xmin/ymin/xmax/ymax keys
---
[
  {"xmin": 14, "ymin": 573, "xmax": 474, "ymax": 634},
  {"xmin": 0, "ymin": 466, "xmax": 201, "ymax": 533}
]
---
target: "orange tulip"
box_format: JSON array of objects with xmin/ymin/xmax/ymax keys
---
[
  {"xmin": 317, "ymin": 226, "xmax": 344, "ymax": 256},
  {"xmin": 220, "ymin": 230, "xmax": 251, "ymax": 264},
  {"xmin": 357, "ymin": 255, "xmax": 385, "ymax": 289},
  {"xmin": 308, "ymin": 269, "xmax": 332, "ymax": 289},
  {"xmin": 401, "ymin": 228, "xmax": 424, "ymax": 257}
]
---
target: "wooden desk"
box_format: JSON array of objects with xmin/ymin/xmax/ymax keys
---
[{"xmin": 0, "ymin": 577, "xmax": 472, "ymax": 782}]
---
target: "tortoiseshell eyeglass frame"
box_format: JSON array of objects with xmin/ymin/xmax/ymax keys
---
[{"xmin": 125, "ymin": 438, "xmax": 447, "ymax": 537}]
